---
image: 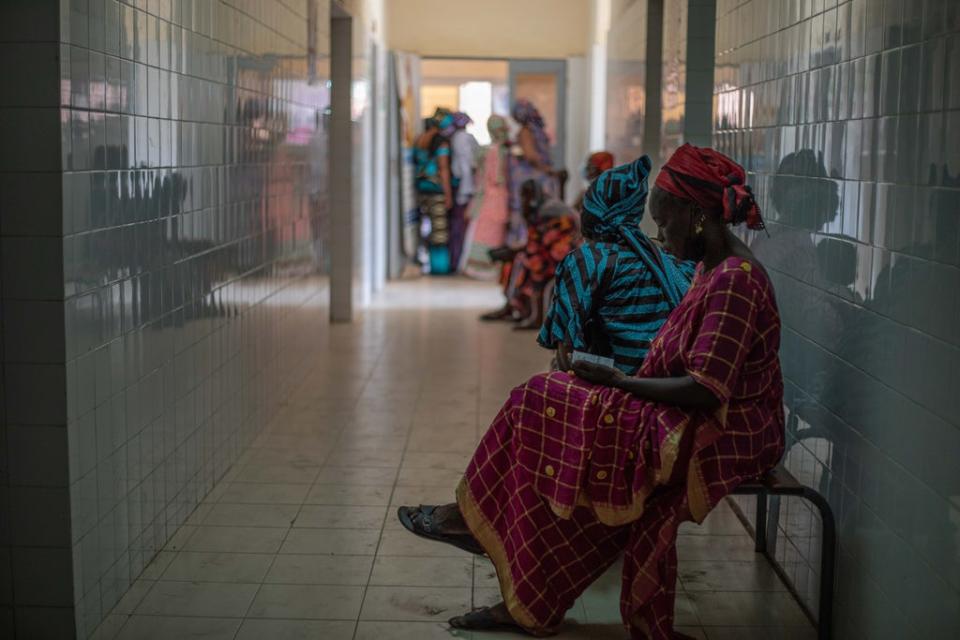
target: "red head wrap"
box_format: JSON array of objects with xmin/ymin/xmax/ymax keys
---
[
  {"xmin": 588, "ymin": 151, "xmax": 615, "ymax": 174},
  {"xmin": 654, "ymin": 143, "xmax": 764, "ymax": 230}
]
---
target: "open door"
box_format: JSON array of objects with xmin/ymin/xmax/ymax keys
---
[{"xmin": 509, "ymin": 59, "xmax": 567, "ymax": 168}]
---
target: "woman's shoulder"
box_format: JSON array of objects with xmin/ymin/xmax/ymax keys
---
[
  {"xmin": 558, "ymin": 241, "xmax": 613, "ymax": 269},
  {"xmin": 705, "ymin": 256, "xmax": 774, "ymax": 298}
]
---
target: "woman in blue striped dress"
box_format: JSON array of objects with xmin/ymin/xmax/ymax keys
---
[{"xmin": 538, "ymin": 155, "xmax": 697, "ymax": 375}]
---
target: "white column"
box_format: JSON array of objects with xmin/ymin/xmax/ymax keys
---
[
  {"xmin": 588, "ymin": 0, "xmax": 611, "ymax": 152},
  {"xmin": 330, "ymin": 10, "xmax": 354, "ymax": 322}
]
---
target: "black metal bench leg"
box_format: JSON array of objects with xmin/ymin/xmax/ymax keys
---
[
  {"xmin": 802, "ymin": 487, "xmax": 836, "ymax": 640},
  {"xmin": 754, "ymin": 489, "xmax": 767, "ymax": 552}
]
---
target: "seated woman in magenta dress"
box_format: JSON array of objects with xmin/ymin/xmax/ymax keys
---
[{"xmin": 399, "ymin": 144, "xmax": 784, "ymax": 640}]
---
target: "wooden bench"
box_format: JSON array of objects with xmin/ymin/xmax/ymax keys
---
[{"xmin": 732, "ymin": 465, "xmax": 836, "ymax": 640}]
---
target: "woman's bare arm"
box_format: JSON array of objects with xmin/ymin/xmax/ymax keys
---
[
  {"xmin": 572, "ymin": 361, "xmax": 720, "ymax": 410},
  {"xmin": 438, "ymin": 152, "xmax": 453, "ymax": 208},
  {"xmin": 616, "ymin": 375, "xmax": 720, "ymax": 409},
  {"xmin": 518, "ymin": 128, "xmax": 548, "ymax": 171}
]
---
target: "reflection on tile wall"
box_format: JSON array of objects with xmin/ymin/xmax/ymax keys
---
[
  {"xmin": 605, "ymin": 0, "xmax": 651, "ymax": 165},
  {"xmin": 714, "ymin": 0, "xmax": 960, "ymax": 636},
  {"xmin": 57, "ymin": 0, "xmax": 331, "ymax": 637},
  {"xmin": 660, "ymin": 0, "xmax": 688, "ymax": 158},
  {"xmin": 661, "ymin": 0, "xmax": 715, "ymax": 160}
]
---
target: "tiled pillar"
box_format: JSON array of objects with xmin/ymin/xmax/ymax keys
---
[
  {"xmin": 0, "ymin": 0, "xmax": 76, "ymax": 637},
  {"xmin": 330, "ymin": 8, "xmax": 354, "ymax": 323},
  {"xmin": 660, "ymin": 0, "xmax": 717, "ymax": 158},
  {"xmin": 684, "ymin": 0, "xmax": 717, "ymax": 146},
  {"xmin": 644, "ymin": 0, "xmax": 665, "ymax": 166}
]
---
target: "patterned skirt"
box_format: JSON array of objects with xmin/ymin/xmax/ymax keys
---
[
  {"xmin": 419, "ymin": 193, "xmax": 448, "ymax": 246},
  {"xmin": 457, "ymin": 372, "xmax": 708, "ymax": 639},
  {"xmin": 462, "ymin": 178, "xmax": 510, "ymax": 279}
]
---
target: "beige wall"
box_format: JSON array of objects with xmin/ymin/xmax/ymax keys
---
[{"xmin": 386, "ymin": 0, "xmax": 591, "ymax": 58}]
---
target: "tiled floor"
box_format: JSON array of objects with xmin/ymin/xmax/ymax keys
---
[{"xmin": 94, "ymin": 278, "xmax": 815, "ymax": 640}]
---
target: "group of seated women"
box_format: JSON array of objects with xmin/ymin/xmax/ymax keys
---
[
  {"xmin": 398, "ymin": 143, "xmax": 785, "ymax": 640},
  {"xmin": 480, "ymin": 179, "xmax": 579, "ymax": 329},
  {"xmin": 480, "ymin": 151, "xmax": 621, "ymax": 329}
]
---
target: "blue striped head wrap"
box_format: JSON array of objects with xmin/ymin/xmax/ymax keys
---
[
  {"xmin": 582, "ymin": 155, "xmax": 652, "ymax": 236},
  {"xmin": 582, "ymin": 155, "xmax": 691, "ymax": 308}
]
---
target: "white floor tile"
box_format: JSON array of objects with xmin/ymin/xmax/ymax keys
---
[
  {"xmin": 247, "ymin": 584, "xmax": 364, "ymax": 620},
  {"xmin": 203, "ymin": 503, "xmax": 300, "ymax": 528},
  {"xmin": 235, "ymin": 619, "xmax": 355, "ymax": 640},
  {"xmin": 116, "ymin": 616, "xmax": 241, "ymax": 640},
  {"xmin": 136, "ymin": 581, "xmax": 259, "ymax": 617},
  {"xmin": 359, "ymin": 585, "xmax": 471, "ymax": 622},
  {"xmin": 264, "ymin": 554, "xmax": 374, "ymax": 585},
  {"xmin": 304, "ymin": 483, "xmax": 393, "ymax": 506},
  {"xmin": 279, "ymin": 527, "xmax": 380, "ymax": 555},
  {"xmin": 184, "ymin": 526, "xmax": 288, "ymax": 554},
  {"xmin": 217, "ymin": 482, "xmax": 311, "ymax": 505},
  {"xmin": 160, "ymin": 552, "xmax": 275, "ymax": 583},
  {"xmin": 234, "ymin": 464, "xmax": 321, "ymax": 484},
  {"xmin": 294, "ymin": 505, "xmax": 387, "ymax": 529},
  {"xmin": 354, "ymin": 621, "xmax": 464, "ymax": 640},
  {"xmin": 369, "ymin": 555, "xmax": 474, "ymax": 588}
]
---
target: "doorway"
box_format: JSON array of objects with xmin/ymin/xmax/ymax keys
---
[
  {"xmin": 408, "ymin": 56, "xmax": 570, "ymax": 275},
  {"xmin": 419, "ymin": 58, "xmax": 510, "ymax": 146}
]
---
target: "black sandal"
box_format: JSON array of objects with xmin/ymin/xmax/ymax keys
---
[
  {"xmin": 480, "ymin": 308, "xmax": 514, "ymax": 322},
  {"xmin": 449, "ymin": 606, "xmax": 528, "ymax": 634},
  {"xmin": 396, "ymin": 505, "xmax": 486, "ymax": 556}
]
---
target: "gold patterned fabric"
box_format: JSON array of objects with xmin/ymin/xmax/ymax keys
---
[{"xmin": 458, "ymin": 257, "xmax": 785, "ymax": 638}]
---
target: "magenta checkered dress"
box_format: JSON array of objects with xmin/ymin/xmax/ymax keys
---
[{"xmin": 457, "ymin": 257, "xmax": 785, "ymax": 639}]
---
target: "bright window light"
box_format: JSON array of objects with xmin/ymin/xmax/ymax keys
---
[{"xmin": 459, "ymin": 81, "xmax": 493, "ymax": 145}]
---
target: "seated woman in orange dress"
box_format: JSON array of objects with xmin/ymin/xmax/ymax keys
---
[
  {"xmin": 481, "ymin": 179, "xmax": 579, "ymax": 327},
  {"xmin": 509, "ymin": 180, "xmax": 580, "ymax": 330},
  {"xmin": 399, "ymin": 144, "xmax": 783, "ymax": 639}
]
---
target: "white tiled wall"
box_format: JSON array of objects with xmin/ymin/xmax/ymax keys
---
[
  {"xmin": 661, "ymin": 0, "xmax": 716, "ymax": 159},
  {"xmin": 0, "ymin": 1, "xmax": 74, "ymax": 636},
  {"xmin": 714, "ymin": 0, "xmax": 960, "ymax": 636},
  {"xmin": 605, "ymin": 0, "xmax": 653, "ymax": 165},
  {"xmin": 61, "ymin": 1, "xmax": 334, "ymax": 636},
  {"xmin": 661, "ymin": 0, "xmax": 689, "ymax": 158},
  {"xmin": 2, "ymin": 0, "xmax": 339, "ymax": 637}
]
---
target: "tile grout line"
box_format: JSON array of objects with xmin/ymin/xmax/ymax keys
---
[
  {"xmin": 227, "ymin": 335, "xmax": 362, "ymax": 640},
  {"xmin": 348, "ymin": 324, "xmax": 416, "ymax": 640}
]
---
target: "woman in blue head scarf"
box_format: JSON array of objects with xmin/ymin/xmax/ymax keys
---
[{"xmin": 538, "ymin": 155, "xmax": 697, "ymax": 375}]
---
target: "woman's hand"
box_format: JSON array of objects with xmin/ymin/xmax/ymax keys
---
[{"xmin": 572, "ymin": 361, "xmax": 625, "ymax": 387}]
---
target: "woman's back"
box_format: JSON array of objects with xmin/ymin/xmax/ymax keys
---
[
  {"xmin": 540, "ymin": 240, "xmax": 696, "ymax": 375},
  {"xmin": 414, "ymin": 131, "xmax": 448, "ymax": 194}
]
